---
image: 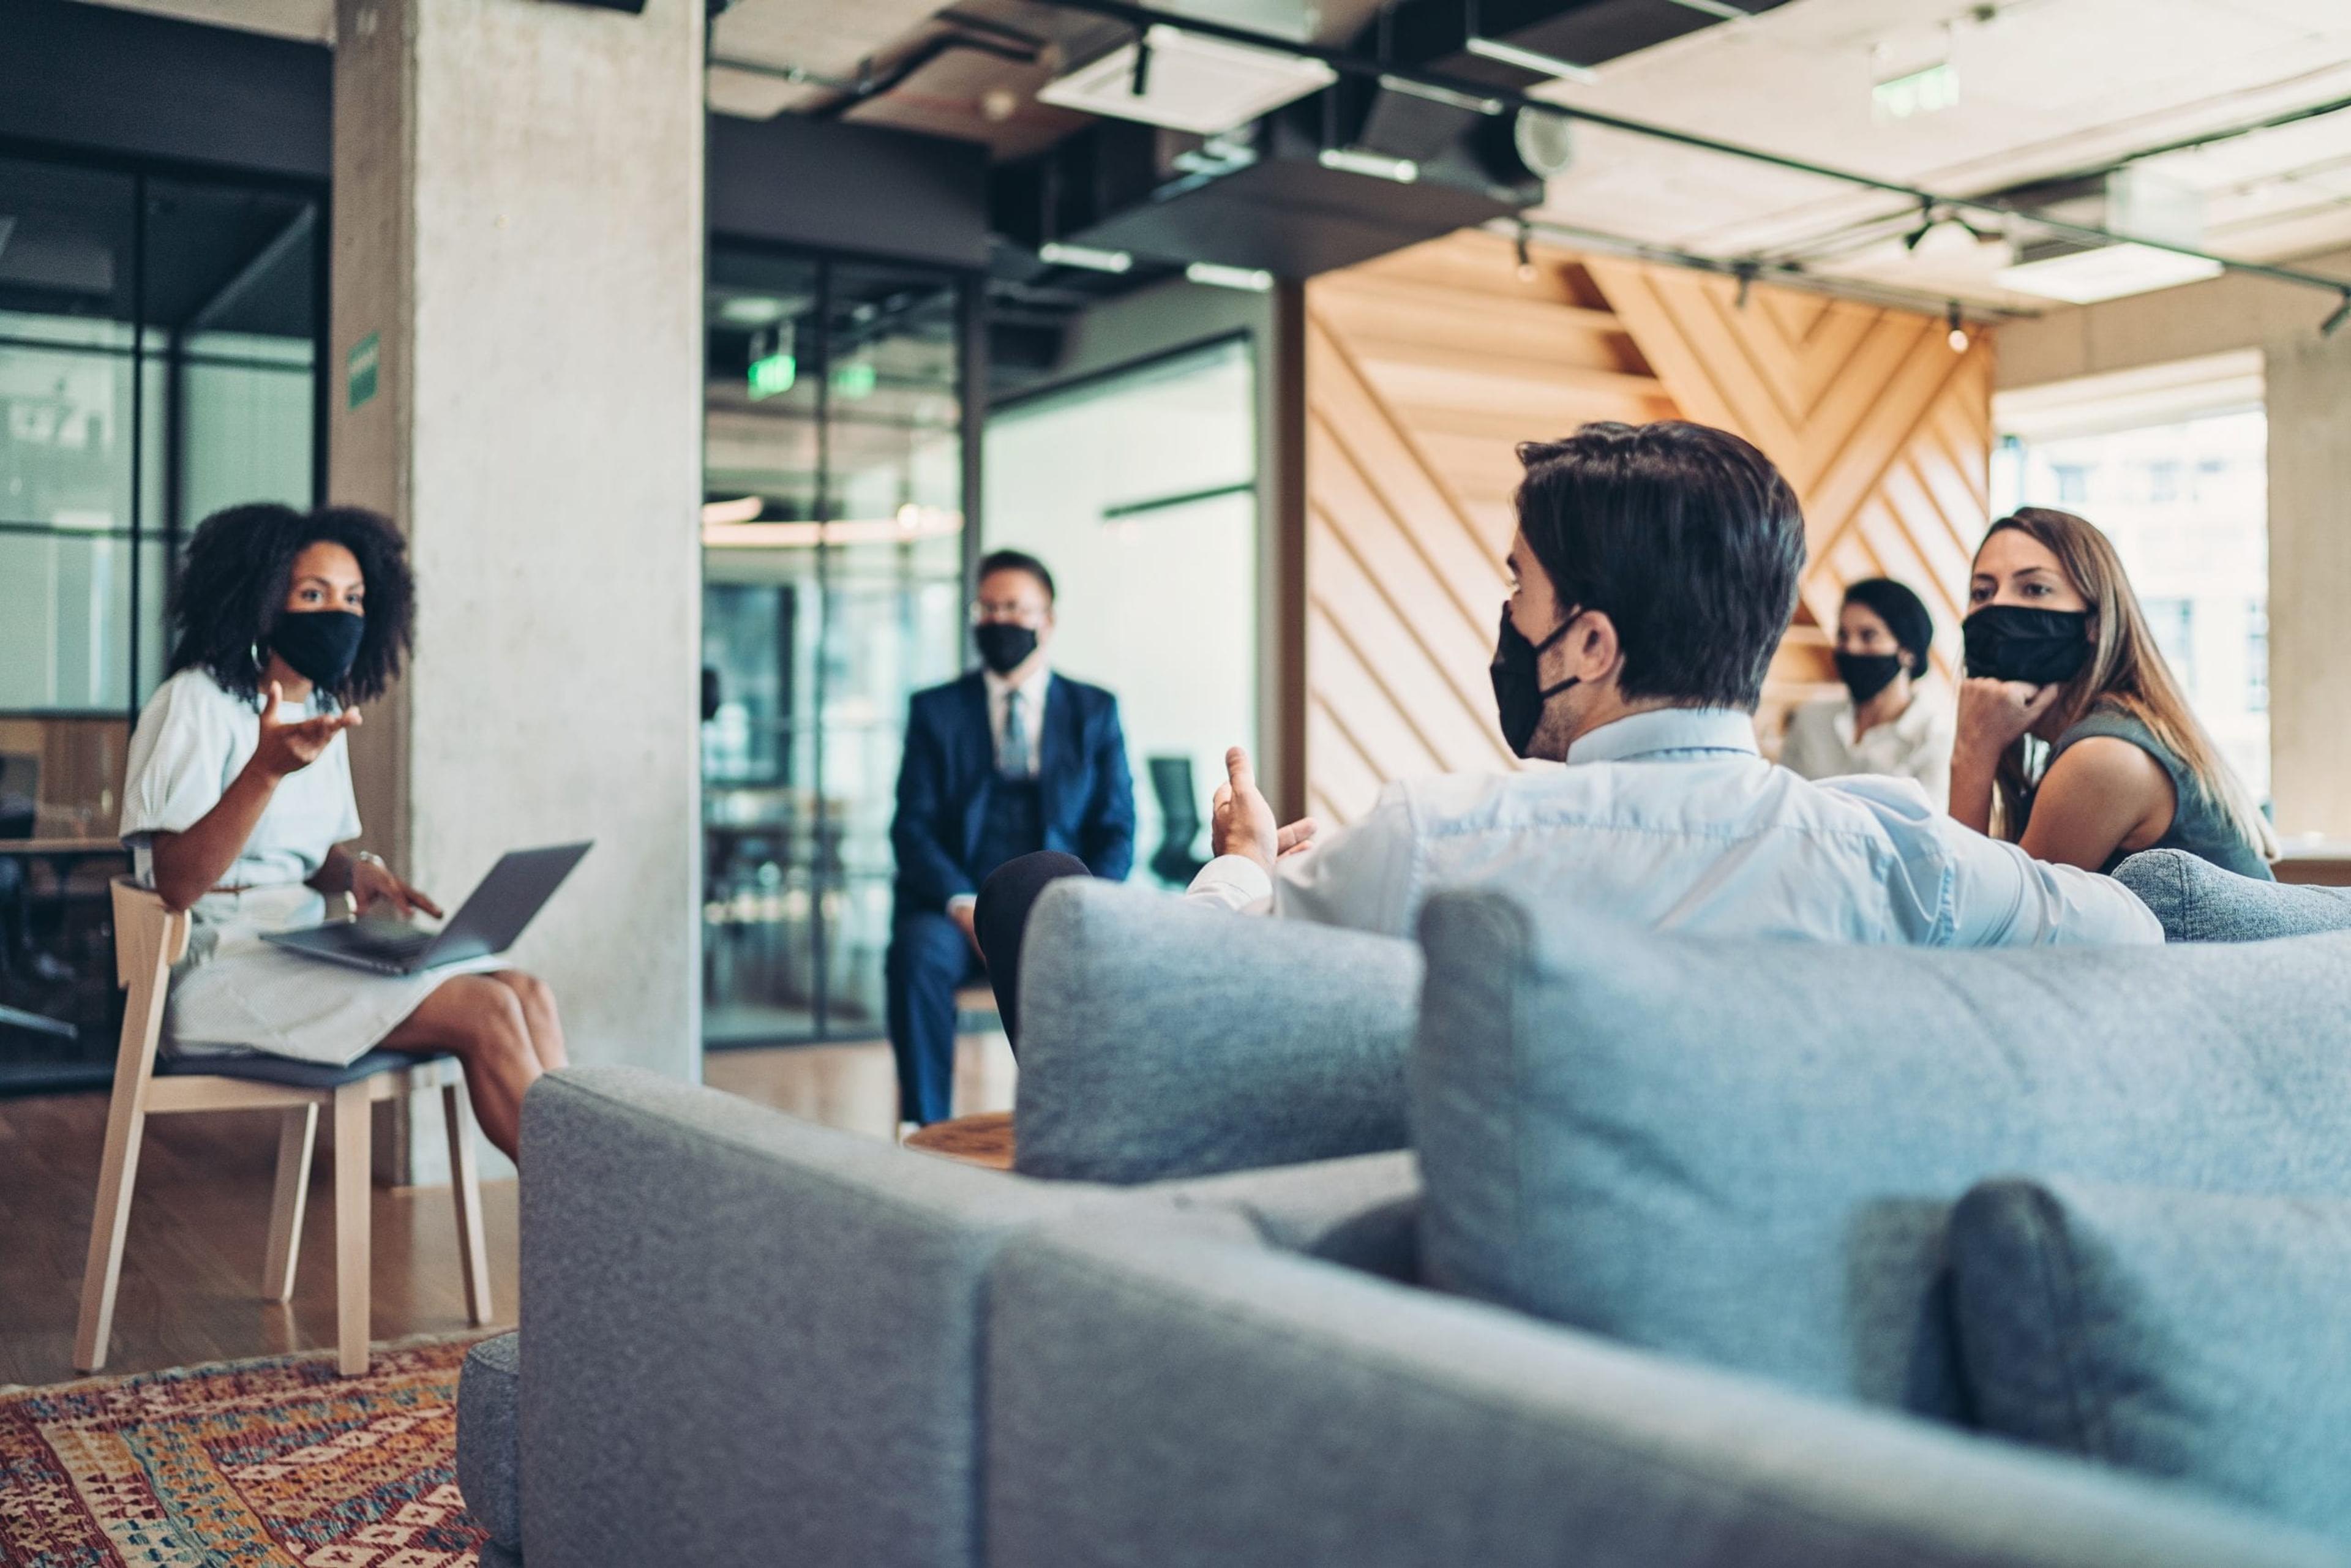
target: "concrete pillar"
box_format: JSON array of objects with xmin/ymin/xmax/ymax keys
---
[
  {"xmin": 2265, "ymin": 329, "xmax": 2351, "ymax": 840},
  {"xmin": 332, "ymin": 0, "xmax": 705, "ymax": 1178}
]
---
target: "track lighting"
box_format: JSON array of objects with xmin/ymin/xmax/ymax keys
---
[
  {"xmin": 1515, "ymin": 222, "xmax": 1535, "ymax": 282},
  {"xmin": 1946, "ymin": 301, "xmax": 1969, "ymax": 353}
]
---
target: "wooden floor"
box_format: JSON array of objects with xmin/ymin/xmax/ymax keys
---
[{"xmin": 0, "ymin": 1029, "xmax": 1014, "ymax": 1389}]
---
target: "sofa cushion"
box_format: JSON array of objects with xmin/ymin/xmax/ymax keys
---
[
  {"xmin": 1015, "ymin": 880, "xmax": 1421, "ymax": 1184},
  {"xmin": 1951, "ymin": 1178, "xmax": 2351, "ymax": 1542},
  {"xmin": 2113, "ymin": 849, "xmax": 2351, "ymax": 942},
  {"xmin": 983, "ymin": 1206, "xmax": 2346, "ymax": 1568},
  {"xmin": 1409, "ymin": 890, "xmax": 2351, "ymax": 1417},
  {"xmin": 456, "ymin": 1332, "xmax": 523, "ymax": 1553},
  {"xmin": 1150, "ymin": 1149, "xmax": 1422, "ymax": 1281}
]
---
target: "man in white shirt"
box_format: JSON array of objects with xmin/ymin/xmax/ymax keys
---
[{"xmin": 1185, "ymin": 422, "xmax": 2158, "ymax": 947}]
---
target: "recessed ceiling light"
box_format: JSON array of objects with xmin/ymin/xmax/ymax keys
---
[
  {"xmin": 719, "ymin": 296, "xmax": 789, "ymax": 326},
  {"xmin": 1993, "ymin": 242, "xmax": 2224, "ymax": 305},
  {"xmin": 1039, "ymin": 241, "xmax": 1133, "ymax": 274},
  {"xmin": 1186, "ymin": 262, "xmax": 1274, "ymax": 292},
  {"xmin": 1038, "ymin": 24, "xmax": 1335, "ymax": 137}
]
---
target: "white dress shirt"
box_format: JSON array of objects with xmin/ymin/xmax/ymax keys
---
[
  {"xmin": 1780, "ymin": 681, "xmax": 1955, "ymax": 806},
  {"xmin": 1186, "ymin": 707, "xmax": 2159, "ymax": 948}
]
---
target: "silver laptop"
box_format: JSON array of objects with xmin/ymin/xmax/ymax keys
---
[{"xmin": 264, "ymin": 841, "xmax": 592, "ymax": 976}]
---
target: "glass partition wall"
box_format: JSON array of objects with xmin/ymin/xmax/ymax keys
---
[
  {"xmin": 702, "ymin": 246, "xmax": 972, "ymax": 1048},
  {"xmin": 0, "ymin": 149, "xmax": 323, "ymax": 1083}
]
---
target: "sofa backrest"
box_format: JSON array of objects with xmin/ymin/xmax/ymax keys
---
[
  {"xmin": 2115, "ymin": 848, "xmax": 2351, "ymax": 942},
  {"xmin": 981, "ymin": 1203, "xmax": 2345, "ymax": 1568},
  {"xmin": 1014, "ymin": 880, "xmax": 1421, "ymax": 1183},
  {"xmin": 1409, "ymin": 891, "xmax": 2351, "ymax": 1419}
]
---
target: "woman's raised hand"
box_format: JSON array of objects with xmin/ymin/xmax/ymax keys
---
[
  {"xmin": 1955, "ymin": 676, "xmax": 2060, "ymax": 759},
  {"xmin": 251, "ymin": 680, "xmax": 361, "ymax": 780}
]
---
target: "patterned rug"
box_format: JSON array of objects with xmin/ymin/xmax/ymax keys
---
[{"xmin": 0, "ymin": 1335, "xmax": 490, "ymax": 1566}]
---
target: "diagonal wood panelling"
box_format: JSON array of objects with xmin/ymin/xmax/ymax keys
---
[{"xmin": 1303, "ymin": 229, "xmax": 1991, "ymax": 821}]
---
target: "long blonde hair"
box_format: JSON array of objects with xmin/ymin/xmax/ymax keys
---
[{"xmin": 1981, "ymin": 507, "xmax": 2276, "ymax": 862}]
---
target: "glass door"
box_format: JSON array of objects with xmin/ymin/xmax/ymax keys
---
[{"xmin": 702, "ymin": 247, "xmax": 970, "ymax": 1048}]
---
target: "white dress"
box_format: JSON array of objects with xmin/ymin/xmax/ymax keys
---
[{"xmin": 120, "ymin": 667, "xmax": 504, "ymax": 1065}]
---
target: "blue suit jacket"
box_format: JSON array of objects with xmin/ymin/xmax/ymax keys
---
[{"xmin": 891, "ymin": 670, "xmax": 1136, "ymax": 913}]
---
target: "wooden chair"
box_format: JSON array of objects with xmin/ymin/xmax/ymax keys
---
[{"xmin": 75, "ymin": 877, "xmax": 492, "ymax": 1376}]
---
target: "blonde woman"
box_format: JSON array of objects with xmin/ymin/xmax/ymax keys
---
[{"xmin": 1951, "ymin": 506, "xmax": 2274, "ymax": 880}]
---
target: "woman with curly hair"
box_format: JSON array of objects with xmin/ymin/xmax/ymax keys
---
[{"xmin": 118, "ymin": 502, "xmax": 563, "ymax": 1157}]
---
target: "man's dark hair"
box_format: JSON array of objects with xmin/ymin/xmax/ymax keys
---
[
  {"xmin": 977, "ymin": 549, "xmax": 1055, "ymax": 604},
  {"xmin": 1841, "ymin": 576, "xmax": 1934, "ymax": 673},
  {"xmin": 1513, "ymin": 421, "xmax": 1805, "ymax": 712},
  {"xmin": 167, "ymin": 502, "xmax": 417, "ymax": 706}
]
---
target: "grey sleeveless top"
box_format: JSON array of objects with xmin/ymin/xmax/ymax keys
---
[{"xmin": 2031, "ymin": 707, "xmax": 2273, "ymax": 881}]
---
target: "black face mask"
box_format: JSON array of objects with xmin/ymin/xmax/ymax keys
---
[
  {"xmin": 1834, "ymin": 651, "xmax": 1906, "ymax": 705},
  {"xmin": 1491, "ymin": 606, "xmax": 1581, "ymax": 760},
  {"xmin": 1964, "ymin": 604, "xmax": 2091, "ymax": 686},
  {"xmin": 268, "ymin": 609, "xmax": 366, "ymax": 690},
  {"xmin": 973, "ymin": 622, "xmax": 1038, "ymax": 676}
]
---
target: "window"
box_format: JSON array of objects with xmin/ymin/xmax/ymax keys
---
[
  {"xmin": 700, "ymin": 247, "xmax": 971, "ymax": 1049},
  {"xmin": 2142, "ymin": 597, "xmax": 2195, "ymax": 692},
  {"xmin": 2248, "ymin": 602, "xmax": 2270, "ymax": 715},
  {"xmin": 2052, "ymin": 464, "xmax": 2089, "ymax": 504}
]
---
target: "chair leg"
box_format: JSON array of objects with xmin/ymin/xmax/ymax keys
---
[
  {"xmin": 72, "ymin": 1084, "xmax": 152, "ymax": 1373},
  {"xmin": 332, "ymin": 1081, "xmax": 372, "ymax": 1376},
  {"xmin": 261, "ymin": 1103, "xmax": 319, "ymax": 1302},
  {"xmin": 443, "ymin": 1077, "xmax": 493, "ymax": 1326}
]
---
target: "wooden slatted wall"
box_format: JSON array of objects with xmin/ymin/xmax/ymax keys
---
[{"xmin": 1303, "ymin": 229, "xmax": 1992, "ymax": 823}]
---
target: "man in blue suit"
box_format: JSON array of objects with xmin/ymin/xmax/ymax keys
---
[{"xmin": 888, "ymin": 549, "xmax": 1134, "ymax": 1127}]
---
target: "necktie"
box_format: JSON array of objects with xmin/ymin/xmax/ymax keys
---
[{"xmin": 1000, "ymin": 688, "xmax": 1031, "ymax": 777}]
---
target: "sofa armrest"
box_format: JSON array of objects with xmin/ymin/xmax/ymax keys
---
[
  {"xmin": 1014, "ymin": 880, "xmax": 1421, "ymax": 1183},
  {"xmin": 514, "ymin": 1067, "xmax": 1113, "ymax": 1568},
  {"xmin": 984, "ymin": 1210, "xmax": 2345, "ymax": 1568},
  {"xmin": 2115, "ymin": 848, "xmax": 2351, "ymax": 942}
]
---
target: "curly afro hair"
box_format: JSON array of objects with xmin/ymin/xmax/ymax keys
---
[{"xmin": 167, "ymin": 503, "xmax": 416, "ymax": 707}]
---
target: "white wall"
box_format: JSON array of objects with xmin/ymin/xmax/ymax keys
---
[{"xmin": 985, "ymin": 339, "xmax": 1258, "ymax": 877}]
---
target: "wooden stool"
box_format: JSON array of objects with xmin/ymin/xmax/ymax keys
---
[
  {"xmin": 75, "ymin": 879, "xmax": 493, "ymax": 1376},
  {"xmin": 902, "ymin": 1111, "xmax": 1016, "ymax": 1171}
]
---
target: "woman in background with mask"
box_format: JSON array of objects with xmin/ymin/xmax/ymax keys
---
[
  {"xmin": 118, "ymin": 503, "xmax": 564, "ymax": 1158},
  {"xmin": 1779, "ymin": 577, "xmax": 1953, "ymax": 802},
  {"xmin": 1951, "ymin": 506, "xmax": 2274, "ymax": 880}
]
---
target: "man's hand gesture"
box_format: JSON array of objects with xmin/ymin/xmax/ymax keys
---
[{"xmin": 1210, "ymin": 746, "xmax": 1319, "ymax": 874}]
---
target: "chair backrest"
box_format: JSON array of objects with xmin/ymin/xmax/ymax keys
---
[
  {"xmin": 1147, "ymin": 755, "xmax": 1200, "ymax": 836},
  {"xmin": 109, "ymin": 877, "xmax": 190, "ymax": 1089},
  {"xmin": 111, "ymin": 877, "xmax": 189, "ymax": 988}
]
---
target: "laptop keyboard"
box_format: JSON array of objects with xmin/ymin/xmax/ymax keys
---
[{"xmin": 350, "ymin": 925, "xmax": 435, "ymax": 958}]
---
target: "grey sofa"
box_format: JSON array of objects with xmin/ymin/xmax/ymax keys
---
[
  {"xmin": 455, "ymin": 869, "xmax": 2351, "ymax": 1566},
  {"xmin": 459, "ymin": 1068, "xmax": 2345, "ymax": 1564}
]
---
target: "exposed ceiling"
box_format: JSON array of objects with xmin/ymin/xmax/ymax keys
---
[
  {"xmin": 79, "ymin": 0, "xmax": 2351, "ymax": 316},
  {"xmin": 1514, "ymin": 0, "xmax": 2351, "ymax": 309}
]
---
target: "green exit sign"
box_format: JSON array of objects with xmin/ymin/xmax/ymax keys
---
[{"xmin": 748, "ymin": 353, "xmax": 796, "ymax": 400}]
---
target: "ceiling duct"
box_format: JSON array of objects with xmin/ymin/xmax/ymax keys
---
[
  {"xmin": 995, "ymin": 84, "xmax": 1547, "ymax": 278},
  {"xmin": 997, "ymin": 0, "xmax": 1783, "ymax": 281},
  {"xmin": 1992, "ymin": 167, "xmax": 2225, "ymax": 304}
]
